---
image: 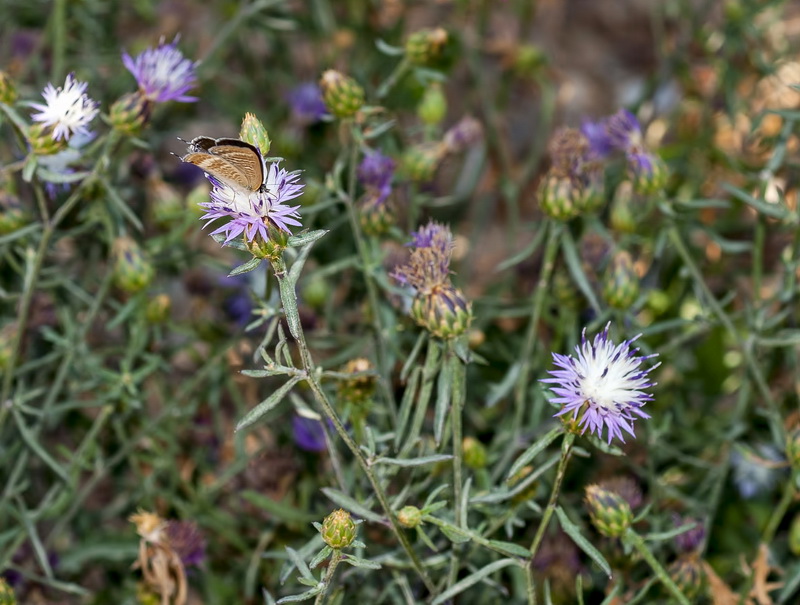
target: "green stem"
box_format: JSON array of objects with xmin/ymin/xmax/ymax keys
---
[
  {"xmin": 762, "ymin": 479, "xmax": 795, "ymax": 544},
  {"xmin": 50, "ymin": 0, "xmax": 67, "ymax": 81},
  {"xmin": 376, "ymin": 58, "xmax": 411, "ymax": 99},
  {"xmin": 447, "ymin": 342, "xmax": 467, "ymax": 588},
  {"xmin": 314, "ymin": 550, "xmax": 343, "ymax": 605},
  {"xmin": 525, "ymin": 432, "xmax": 575, "ymax": 604},
  {"xmin": 270, "ymin": 258, "xmax": 437, "ymax": 596},
  {"xmin": 625, "ymin": 528, "xmax": 690, "ymax": 605}
]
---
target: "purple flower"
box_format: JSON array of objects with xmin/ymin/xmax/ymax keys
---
[
  {"xmin": 30, "ymin": 73, "xmax": 98, "ymax": 141},
  {"xmin": 357, "ymin": 151, "xmax": 395, "ymax": 203},
  {"xmin": 672, "ymin": 515, "xmax": 705, "ymax": 553},
  {"xmin": 122, "ymin": 36, "xmax": 198, "ymax": 103},
  {"xmin": 581, "ymin": 109, "xmax": 642, "ymax": 157},
  {"xmin": 392, "ymin": 221, "xmax": 454, "ymax": 290},
  {"xmin": 165, "ymin": 520, "xmax": 206, "ymax": 568},
  {"xmin": 200, "ymin": 163, "xmax": 304, "ymax": 244},
  {"xmin": 292, "ymin": 415, "xmax": 328, "ymax": 452},
  {"xmin": 287, "ymin": 83, "xmax": 328, "ymax": 125},
  {"xmin": 542, "ymin": 323, "xmax": 659, "ymax": 444}
]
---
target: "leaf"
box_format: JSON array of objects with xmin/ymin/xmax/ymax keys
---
[
  {"xmin": 431, "ymin": 559, "xmax": 519, "ymax": 605},
  {"xmin": 309, "ymin": 546, "xmax": 333, "ymax": 570},
  {"xmin": 723, "ymin": 183, "xmax": 788, "ymax": 220},
  {"xmin": 287, "ymin": 229, "xmax": 328, "ymax": 247},
  {"xmin": 374, "ymin": 454, "xmax": 453, "ymax": 468},
  {"xmin": 375, "ymin": 38, "xmax": 405, "ymax": 55},
  {"xmin": 234, "ymin": 376, "xmax": 303, "ymax": 432},
  {"xmin": 241, "ymin": 491, "xmax": 317, "ymax": 524},
  {"xmin": 285, "ymin": 547, "xmax": 316, "ymax": 582},
  {"xmin": 487, "ymin": 540, "xmax": 533, "ymax": 558},
  {"xmin": 320, "ymin": 488, "xmax": 383, "ymax": 524},
  {"xmin": 643, "ymin": 521, "xmax": 698, "ymax": 543},
  {"xmin": 434, "ymin": 356, "xmax": 452, "ymax": 446},
  {"xmin": 36, "ymin": 168, "xmax": 91, "ymax": 184},
  {"xmin": 278, "ymin": 274, "xmax": 302, "ymax": 341},
  {"xmin": 778, "ymin": 562, "xmax": 800, "ymax": 604},
  {"xmin": 495, "ymin": 224, "xmax": 546, "ymax": 271},
  {"xmin": 229, "ymin": 257, "xmax": 263, "ymax": 276},
  {"xmin": 507, "ymin": 426, "xmax": 562, "ymax": 480},
  {"xmin": 555, "ymin": 506, "xmax": 612, "ymax": 578},
  {"xmin": 438, "ymin": 524, "xmax": 471, "ymax": 544},
  {"xmin": 561, "ymin": 230, "xmax": 602, "ymax": 313},
  {"xmin": 342, "ymin": 554, "xmax": 382, "ymax": 569},
  {"xmin": 276, "ymin": 585, "xmax": 323, "ymax": 603}
]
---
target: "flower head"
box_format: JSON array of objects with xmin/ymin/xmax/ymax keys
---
[
  {"xmin": 543, "ymin": 323, "xmax": 659, "ymax": 443},
  {"xmin": 292, "ymin": 414, "xmax": 328, "ymax": 453},
  {"xmin": 123, "ymin": 36, "xmax": 198, "ymax": 103},
  {"xmin": 672, "ymin": 514, "xmax": 705, "ymax": 553},
  {"xmin": 358, "ymin": 151, "xmax": 395, "ymax": 203},
  {"xmin": 581, "ymin": 109, "xmax": 642, "ymax": 157},
  {"xmin": 392, "ymin": 221, "xmax": 454, "ymax": 291},
  {"xmin": 165, "ymin": 521, "xmax": 206, "ymax": 568},
  {"xmin": 287, "ymin": 82, "xmax": 328, "ymax": 125},
  {"xmin": 30, "ymin": 73, "xmax": 98, "ymax": 141},
  {"xmin": 200, "ymin": 163, "xmax": 304, "ymax": 244}
]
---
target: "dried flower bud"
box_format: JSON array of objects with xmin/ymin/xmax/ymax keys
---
[
  {"xmin": 628, "ymin": 150, "xmax": 668, "ymax": 195},
  {"xmin": 145, "ymin": 294, "xmax": 171, "ymax": 324},
  {"xmin": 405, "ymin": 28, "xmax": 448, "ymax": 65},
  {"xmin": 320, "ymin": 70, "xmax": 364, "ymax": 119},
  {"xmin": 239, "ymin": 112, "xmax": 271, "ymax": 155},
  {"xmin": 585, "ymin": 484, "xmax": 632, "ymax": 538},
  {"xmin": 610, "ymin": 181, "xmax": 636, "ymax": 233},
  {"xmin": 602, "ymin": 250, "xmax": 640, "ymax": 310},
  {"xmin": 28, "ymin": 123, "xmax": 67, "ymax": 156},
  {"xmin": 397, "ymin": 505, "xmax": 423, "ymax": 528},
  {"xmin": 129, "ymin": 509, "xmax": 167, "ymax": 543},
  {"xmin": 400, "ymin": 143, "xmax": 446, "ymax": 182},
  {"xmin": 417, "ymin": 83, "xmax": 447, "ymax": 126},
  {"xmin": 443, "ymin": 116, "xmax": 483, "ymax": 154},
  {"xmin": 538, "ymin": 173, "xmax": 579, "ymax": 221},
  {"xmin": 112, "ymin": 237, "xmax": 154, "ymax": 294},
  {"xmin": 0, "ymin": 71, "xmax": 17, "ymax": 105},
  {"xmin": 109, "ymin": 91, "xmax": 151, "ymax": 135},
  {"xmin": 411, "ymin": 284, "xmax": 473, "ymax": 339},
  {"xmin": 462, "ymin": 437, "xmax": 488, "ymax": 469},
  {"xmin": 668, "ymin": 554, "xmax": 706, "ymax": 601},
  {"xmin": 321, "ymin": 509, "xmax": 357, "ymax": 549}
]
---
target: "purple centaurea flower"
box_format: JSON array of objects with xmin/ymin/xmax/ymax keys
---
[
  {"xmin": 292, "ymin": 415, "xmax": 328, "ymax": 452},
  {"xmin": 30, "ymin": 73, "xmax": 98, "ymax": 141},
  {"xmin": 165, "ymin": 520, "xmax": 206, "ymax": 568},
  {"xmin": 200, "ymin": 163, "xmax": 304, "ymax": 244},
  {"xmin": 392, "ymin": 220, "xmax": 454, "ymax": 290},
  {"xmin": 672, "ymin": 514, "xmax": 705, "ymax": 553},
  {"xmin": 358, "ymin": 151, "xmax": 395, "ymax": 203},
  {"xmin": 122, "ymin": 36, "xmax": 198, "ymax": 104},
  {"xmin": 287, "ymin": 82, "xmax": 328, "ymax": 125},
  {"xmin": 542, "ymin": 322, "xmax": 659, "ymax": 444},
  {"xmin": 581, "ymin": 109, "xmax": 642, "ymax": 157}
]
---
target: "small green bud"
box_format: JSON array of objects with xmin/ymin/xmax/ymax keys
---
[
  {"xmin": 405, "ymin": 28, "xmax": 448, "ymax": 65},
  {"xmin": 109, "ymin": 92, "xmax": 151, "ymax": 135},
  {"xmin": 584, "ymin": 484, "xmax": 632, "ymax": 538},
  {"xmin": 668, "ymin": 554, "xmax": 706, "ymax": 601},
  {"xmin": 602, "ymin": 250, "xmax": 640, "ymax": 310},
  {"xmin": 145, "ymin": 294, "xmax": 171, "ymax": 324},
  {"xmin": 397, "ymin": 505, "xmax": 423, "ymax": 529},
  {"xmin": 512, "ymin": 44, "xmax": 547, "ymax": 78},
  {"xmin": 246, "ymin": 224, "xmax": 290, "ymax": 261},
  {"xmin": 411, "ymin": 284, "xmax": 472, "ymax": 339},
  {"xmin": 302, "ymin": 276, "xmax": 331, "ymax": 310},
  {"xmin": 609, "ymin": 181, "xmax": 636, "ymax": 233},
  {"xmin": 538, "ymin": 173, "xmax": 579, "ymax": 221},
  {"xmin": 321, "ymin": 509, "xmax": 357, "ymax": 549},
  {"xmin": 0, "ymin": 191, "xmax": 29, "ymax": 235},
  {"xmin": 786, "ymin": 425, "xmax": 800, "ymax": 471},
  {"xmin": 400, "ymin": 143, "xmax": 446, "ymax": 182},
  {"xmin": 357, "ymin": 193, "xmax": 395, "ymax": 236},
  {"xmin": 112, "ymin": 237, "xmax": 154, "ymax": 294},
  {"xmin": 239, "ymin": 112, "xmax": 271, "ymax": 155},
  {"xmin": 573, "ymin": 170, "xmax": 606, "ymax": 214},
  {"xmin": 338, "ymin": 358, "xmax": 376, "ymax": 408},
  {"xmin": 789, "ymin": 513, "xmax": 800, "ymax": 555},
  {"xmin": 0, "ymin": 577, "xmax": 17, "ymax": 605},
  {"xmin": 629, "ymin": 152, "xmax": 668, "ymax": 196},
  {"xmin": 462, "ymin": 436, "xmax": 488, "ymax": 470},
  {"xmin": 0, "ymin": 71, "xmax": 18, "ymax": 105},
  {"xmin": 320, "ymin": 70, "xmax": 364, "ymax": 119},
  {"xmin": 28, "ymin": 123, "xmax": 67, "ymax": 156},
  {"xmin": 417, "ymin": 83, "xmax": 447, "ymax": 126}
]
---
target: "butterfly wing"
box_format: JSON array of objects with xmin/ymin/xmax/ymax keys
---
[
  {"xmin": 180, "ymin": 152, "xmax": 252, "ymax": 191},
  {"xmin": 207, "ymin": 141, "xmax": 264, "ymax": 191}
]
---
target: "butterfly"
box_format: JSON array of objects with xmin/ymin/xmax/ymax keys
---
[{"xmin": 177, "ymin": 136, "xmax": 266, "ymax": 196}]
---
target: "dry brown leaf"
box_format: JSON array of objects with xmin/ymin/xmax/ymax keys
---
[
  {"xmin": 750, "ymin": 543, "xmax": 783, "ymax": 605},
  {"xmin": 702, "ymin": 560, "xmax": 748, "ymax": 605}
]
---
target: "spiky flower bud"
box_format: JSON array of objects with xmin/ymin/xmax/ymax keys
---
[
  {"xmin": 602, "ymin": 250, "xmax": 640, "ymax": 310},
  {"xmin": 145, "ymin": 294, "xmax": 171, "ymax": 324},
  {"xmin": 27, "ymin": 123, "xmax": 67, "ymax": 156},
  {"xmin": 628, "ymin": 150, "xmax": 668, "ymax": 195},
  {"xmin": 338, "ymin": 358, "xmax": 376, "ymax": 407},
  {"xmin": 786, "ymin": 425, "xmax": 800, "ymax": 471},
  {"xmin": 245, "ymin": 224, "xmax": 291, "ymax": 261},
  {"xmin": 400, "ymin": 143, "xmax": 446, "ymax": 182},
  {"xmin": 462, "ymin": 437, "xmax": 488, "ymax": 469},
  {"xmin": 320, "ymin": 70, "xmax": 364, "ymax": 119},
  {"xmin": 0, "ymin": 192, "xmax": 28, "ymax": 235},
  {"xmin": 538, "ymin": 173, "xmax": 579, "ymax": 221},
  {"xmin": 321, "ymin": 509, "xmax": 357, "ymax": 549},
  {"xmin": 358, "ymin": 193, "xmax": 395, "ymax": 235},
  {"xmin": 411, "ymin": 284, "xmax": 472, "ymax": 339},
  {"xmin": 397, "ymin": 506, "xmax": 423, "ymax": 529},
  {"xmin": 0, "ymin": 71, "xmax": 17, "ymax": 105},
  {"xmin": 443, "ymin": 116, "xmax": 483, "ymax": 155},
  {"xmin": 109, "ymin": 92, "xmax": 151, "ymax": 135},
  {"xmin": 610, "ymin": 180, "xmax": 636, "ymax": 233},
  {"xmin": 668, "ymin": 554, "xmax": 706, "ymax": 601},
  {"xmin": 0, "ymin": 578, "xmax": 16, "ymax": 605},
  {"xmin": 112, "ymin": 237, "xmax": 154, "ymax": 294},
  {"xmin": 405, "ymin": 28, "xmax": 448, "ymax": 65},
  {"xmin": 573, "ymin": 167, "xmax": 605, "ymax": 213},
  {"xmin": 239, "ymin": 112, "xmax": 271, "ymax": 155},
  {"xmin": 417, "ymin": 83, "xmax": 447, "ymax": 126},
  {"xmin": 585, "ymin": 484, "xmax": 632, "ymax": 538}
]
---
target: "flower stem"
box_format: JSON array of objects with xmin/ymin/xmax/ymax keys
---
[
  {"xmin": 377, "ymin": 58, "xmax": 411, "ymax": 99},
  {"xmin": 446, "ymin": 341, "xmax": 467, "ymax": 588},
  {"xmin": 270, "ymin": 257, "xmax": 437, "ymax": 596},
  {"xmin": 624, "ymin": 527, "xmax": 690, "ymax": 605},
  {"xmin": 314, "ymin": 550, "xmax": 343, "ymax": 605}
]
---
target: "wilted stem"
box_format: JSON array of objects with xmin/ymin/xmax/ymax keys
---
[{"xmin": 625, "ymin": 528, "xmax": 690, "ymax": 605}]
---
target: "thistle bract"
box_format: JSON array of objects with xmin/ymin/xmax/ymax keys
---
[
  {"xmin": 585, "ymin": 484, "xmax": 632, "ymax": 538},
  {"xmin": 321, "ymin": 509, "xmax": 356, "ymax": 549},
  {"xmin": 320, "ymin": 70, "xmax": 364, "ymax": 118}
]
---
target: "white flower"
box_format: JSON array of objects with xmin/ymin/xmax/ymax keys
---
[{"xmin": 30, "ymin": 73, "xmax": 98, "ymax": 141}]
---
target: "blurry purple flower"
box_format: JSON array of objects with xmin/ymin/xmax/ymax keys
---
[
  {"xmin": 123, "ymin": 36, "xmax": 198, "ymax": 103},
  {"xmin": 672, "ymin": 514, "xmax": 705, "ymax": 553},
  {"xmin": 392, "ymin": 220, "xmax": 454, "ymax": 289},
  {"xmin": 581, "ymin": 109, "xmax": 642, "ymax": 157},
  {"xmin": 443, "ymin": 116, "xmax": 483, "ymax": 154},
  {"xmin": 30, "ymin": 73, "xmax": 98, "ymax": 141},
  {"xmin": 287, "ymin": 82, "xmax": 328, "ymax": 125},
  {"xmin": 165, "ymin": 520, "xmax": 206, "ymax": 568},
  {"xmin": 731, "ymin": 444, "xmax": 783, "ymax": 499},
  {"xmin": 292, "ymin": 415, "xmax": 328, "ymax": 452},
  {"xmin": 201, "ymin": 163, "xmax": 304, "ymax": 243},
  {"xmin": 358, "ymin": 151, "xmax": 395, "ymax": 203},
  {"xmin": 542, "ymin": 322, "xmax": 659, "ymax": 444}
]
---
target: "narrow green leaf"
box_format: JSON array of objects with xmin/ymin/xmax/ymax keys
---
[
  {"xmin": 36, "ymin": 168, "xmax": 91, "ymax": 184},
  {"xmin": 643, "ymin": 521, "xmax": 698, "ymax": 543},
  {"xmin": 276, "ymin": 585, "xmax": 323, "ymax": 603},
  {"xmin": 723, "ymin": 182, "xmax": 788, "ymax": 219},
  {"xmin": 309, "ymin": 546, "xmax": 333, "ymax": 570},
  {"xmin": 431, "ymin": 558, "xmax": 519, "ymax": 605},
  {"xmin": 374, "ymin": 454, "xmax": 453, "ymax": 468},
  {"xmin": 241, "ymin": 491, "xmax": 317, "ymax": 524},
  {"xmin": 487, "ymin": 540, "xmax": 532, "ymax": 558},
  {"xmin": 438, "ymin": 524, "xmax": 471, "ymax": 544},
  {"xmin": 395, "ymin": 366, "xmax": 421, "ymax": 449},
  {"xmin": 229, "ymin": 257, "xmax": 263, "ymax": 276},
  {"xmin": 285, "ymin": 547, "xmax": 315, "ymax": 582},
  {"xmin": 342, "ymin": 554, "xmax": 382, "ymax": 569},
  {"xmin": 555, "ymin": 506, "xmax": 612, "ymax": 578},
  {"xmin": 778, "ymin": 561, "xmax": 800, "ymax": 603},
  {"xmin": 287, "ymin": 229, "xmax": 328, "ymax": 247},
  {"xmin": 434, "ymin": 356, "xmax": 452, "ymax": 446},
  {"xmin": 13, "ymin": 409, "xmax": 69, "ymax": 482},
  {"xmin": 375, "ymin": 38, "xmax": 405, "ymax": 55},
  {"xmin": 235, "ymin": 376, "xmax": 302, "ymax": 432},
  {"xmin": 320, "ymin": 488, "xmax": 383, "ymax": 524},
  {"xmin": 277, "ymin": 274, "xmax": 302, "ymax": 341},
  {"xmin": 561, "ymin": 230, "xmax": 602, "ymax": 313},
  {"xmin": 507, "ymin": 426, "xmax": 562, "ymax": 480},
  {"xmin": 486, "ymin": 361, "xmax": 520, "ymax": 408},
  {"xmin": 212, "ymin": 232, "xmax": 248, "ymax": 250},
  {"xmin": 288, "ymin": 240, "xmax": 317, "ymax": 285}
]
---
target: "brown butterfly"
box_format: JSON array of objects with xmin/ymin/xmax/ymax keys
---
[{"xmin": 178, "ymin": 136, "xmax": 266, "ymax": 195}]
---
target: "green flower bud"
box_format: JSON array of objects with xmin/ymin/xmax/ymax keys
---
[
  {"xmin": 239, "ymin": 112, "xmax": 271, "ymax": 155},
  {"xmin": 610, "ymin": 180, "xmax": 636, "ymax": 233},
  {"xmin": 321, "ymin": 509, "xmax": 357, "ymax": 549},
  {"xmin": 112, "ymin": 237, "xmax": 154, "ymax": 294},
  {"xmin": 145, "ymin": 294, "xmax": 171, "ymax": 324},
  {"xmin": 358, "ymin": 193, "xmax": 395, "ymax": 236},
  {"xmin": 462, "ymin": 436, "xmax": 488, "ymax": 470},
  {"xmin": 789, "ymin": 513, "xmax": 800, "ymax": 556},
  {"xmin": 0, "ymin": 71, "xmax": 17, "ymax": 105},
  {"xmin": 0, "ymin": 577, "xmax": 16, "ymax": 605},
  {"xmin": 109, "ymin": 92, "xmax": 151, "ymax": 135},
  {"xmin": 320, "ymin": 70, "xmax": 364, "ymax": 119},
  {"xmin": 629, "ymin": 152, "xmax": 669, "ymax": 196},
  {"xmin": 573, "ymin": 170, "xmax": 606, "ymax": 214},
  {"xmin": 512, "ymin": 44, "xmax": 547, "ymax": 78},
  {"xmin": 245, "ymin": 224, "xmax": 291, "ymax": 261},
  {"xmin": 584, "ymin": 484, "xmax": 632, "ymax": 538},
  {"xmin": 417, "ymin": 83, "xmax": 447, "ymax": 126},
  {"xmin": 28, "ymin": 123, "xmax": 67, "ymax": 156},
  {"xmin": 146, "ymin": 175, "xmax": 184, "ymax": 228},
  {"xmin": 400, "ymin": 143, "xmax": 446, "ymax": 183},
  {"xmin": 602, "ymin": 250, "xmax": 640, "ymax": 310},
  {"xmin": 538, "ymin": 173, "xmax": 579, "ymax": 221},
  {"xmin": 338, "ymin": 358, "xmax": 376, "ymax": 409},
  {"xmin": 411, "ymin": 284, "xmax": 472, "ymax": 339},
  {"xmin": 0, "ymin": 191, "xmax": 29, "ymax": 235},
  {"xmin": 302, "ymin": 276, "xmax": 330, "ymax": 310},
  {"xmin": 405, "ymin": 28, "xmax": 448, "ymax": 65},
  {"xmin": 668, "ymin": 554, "xmax": 706, "ymax": 601},
  {"xmin": 397, "ymin": 505, "xmax": 423, "ymax": 529},
  {"xmin": 786, "ymin": 425, "xmax": 800, "ymax": 471}
]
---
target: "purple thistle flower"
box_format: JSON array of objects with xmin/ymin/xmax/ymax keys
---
[
  {"xmin": 542, "ymin": 322, "xmax": 659, "ymax": 444},
  {"xmin": 392, "ymin": 221, "xmax": 454, "ymax": 290},
  {"xmin": 672, "ymin": 514, "xmax": 705, "ymax": 553},
  {"xmin": 581, "ymin": 109, "xmax": 642, "ymax": 157},
  {"xmin": 292, "ymin": 415, "xmax": 328, "ymax": 452},
  {"xmin": 287, "ymin": 82, "xmax": 328, "ymax": 125},
  {"xmin": 357, "ymin": 151, "xmax": 395, "ymax": 203},
  {"xmin": 30, "ymin": 73, "xmax": 98, "ymax": 141},
  {"xmin": 200, "ymin": 163, "xmax": 304, "ymax": 244},
  {"xmin": 122, "ymin": 36, "xmax": 198, "ymax": 103},
  {"xmin": 165, "ymin": 520, "xmax": 206, "ymax": 568}
]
